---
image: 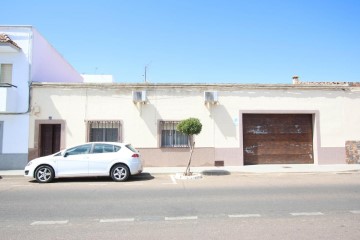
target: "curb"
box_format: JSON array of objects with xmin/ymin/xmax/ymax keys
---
[{"xmin": 1, "ymin": 165, "xmax": 360, "ymax": 177}]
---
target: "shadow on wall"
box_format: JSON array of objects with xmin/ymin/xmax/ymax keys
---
[
  {"xmin": 210, "ymin": 104, "xmax": 236, "ymax": 138},
  {"xmin": 135, "ymin": 102, "xmax": 159, "ymax": 140}
]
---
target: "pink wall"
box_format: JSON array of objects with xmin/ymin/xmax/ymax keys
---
[
  {"xmin": 137, "ymin": 147, "xmax": 243, "ymax": 167},
  {"xmin": 31, "ymin": 29, "xmax": 83, "ymax": 83},
  {"xmin": 317, "ymin": 147, "xmax": 346, "ymax": 164},
  {"xmin": 215, "ymin": 148, "xmax": 243, "ymax": 165}
]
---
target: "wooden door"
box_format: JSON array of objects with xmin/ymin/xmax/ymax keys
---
[{"xmin": 40, "ymin": 124, "xmax": 61, "ymax": 157}]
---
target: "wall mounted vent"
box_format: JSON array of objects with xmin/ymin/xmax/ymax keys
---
[
  {"xmin": 204, "ymin": 91, "xmax": 218, "ymax": 104},
  {"xmin": 132, "ymin": 91, "xmax": 147, "ymax": 103}
]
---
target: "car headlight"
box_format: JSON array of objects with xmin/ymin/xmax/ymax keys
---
[{"xmin": 26, "ymin": 161, "xmax": 33, "ymax": 167}]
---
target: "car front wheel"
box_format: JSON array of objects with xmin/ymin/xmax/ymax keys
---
[
  {"xmin": 111, "ymin": 164, "xmax": 130, "ymax": 182},
  {"xmin": 35, "ymin": 165, "xmax": 55, "ymax": 183}
]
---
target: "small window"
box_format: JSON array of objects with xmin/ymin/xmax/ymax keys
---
[
  {"xmin": 0, "ymin": 64, "xmax": 13, "ymax": 84},
  {"xmin": 160, "ymin": 121, "xmax": 189, "ymax": 147},
  {"xmin": 126, "ymin": 144, "xmax": 138, "ymax": 153},
  {"xmin": 65, "ymin": 144, "xmax": 92, "ymax": 156},
  {"xmin": 87, "ymin": 121, "xmax": 122, "ymax": 142},
  {"xmin": 92, "ymin": 143, "xmax": 120, "ymax": 154}
]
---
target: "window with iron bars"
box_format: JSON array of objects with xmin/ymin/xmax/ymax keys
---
[
  {"xmin": 160, "ymin": 121, "xmax": 189, "ymax": 147},
  {"xmin": 87, "ymin": 121, "xmax": 122, "ymax": 142}
]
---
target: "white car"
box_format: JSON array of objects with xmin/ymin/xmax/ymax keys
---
[{"xmin": 24, "ymin": 142, "xmax": 143, "ymax": 183}]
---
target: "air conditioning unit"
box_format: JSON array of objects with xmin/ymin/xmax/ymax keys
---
[
  {"xmin": 204, "ymin": 91, "xmax": 218, "ymax": 104},
  {"xmin": 132, "ymin": 91, "xmax": 147, "ymax": 103}
]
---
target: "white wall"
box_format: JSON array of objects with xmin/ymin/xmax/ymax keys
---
[
  {"xmin": 215, "ymin": 89, "xmax": 347, "ymax": 148},
  {"xmin": 29, "ymin": 85, "xmax": 360, "ymax": 163},
  {"xmin": 32, "ymin": 28, "xmax": 83, "ymax": 83},
  {"xmin": 343, "ymin": 90, "xmax": 360, "ymax": 141},
  {"xmin": 1, "ymin": 115, "xmax": 29, "ymax": 153}
]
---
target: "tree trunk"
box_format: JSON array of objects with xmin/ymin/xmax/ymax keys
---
[{"xmin": 185, "ymin": 136, "xmax": 194, "ymax": 176}]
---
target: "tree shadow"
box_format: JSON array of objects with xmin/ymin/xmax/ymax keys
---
[{"xmin": 201, "ymin": 170, "xmax": 231, "ymax": 176}]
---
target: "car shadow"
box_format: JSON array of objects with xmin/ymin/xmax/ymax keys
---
[
  {"xmin": 29, "ymin": 173, "xmax": 155, "ymax": 183},
  {"xmin": 128, "ymin": 173, "xmax": 155, "ymax": 182}
]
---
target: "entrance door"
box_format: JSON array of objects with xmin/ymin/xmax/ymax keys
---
[
  {"xmin": 40, "ymin": 124, "xmax": 61, "ymax": 157},
  {"xmin": 243, "ymin": 114, "xmax": 314, "ymax": 165}
]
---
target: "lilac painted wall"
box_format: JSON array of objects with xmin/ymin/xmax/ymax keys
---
[{"xmin": 31, "ymin": 28, "xmax": 83, "ymax": 83}]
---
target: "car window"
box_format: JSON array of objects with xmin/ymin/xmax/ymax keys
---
[
  {"xmin": 92, "ymin": 144, "xmax": 120, "ymax": 154},
  {"xmin": 65, "ymin": 144, "xmax": 92, "ymax": 156},
  {"xmin": 126, "ymin": 144, "xmax": 137, "ymax": 153}
]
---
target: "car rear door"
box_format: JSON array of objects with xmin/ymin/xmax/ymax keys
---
[
  {"xmin": 88, "ymin": 143, "xmax": 120, "ymax": 176},
  {"xmin": 56, "ymin": 144, "xmax": 92, "ymax": 176}
]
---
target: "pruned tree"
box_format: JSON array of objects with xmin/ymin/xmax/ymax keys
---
[{"xmin": 176, "ymin": 118, "xmax": 202, "ymax": 176}]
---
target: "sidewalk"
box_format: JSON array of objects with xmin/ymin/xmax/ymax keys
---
[
  {"xmin": 145, "ymin": 164, "xmax": 360, "ymax": 174},
  {"xmin": 1, "ymin": 164, "xmax": 360, "ymax": 177}
]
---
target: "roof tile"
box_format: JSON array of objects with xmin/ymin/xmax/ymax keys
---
[{"xmin": 0, "ymin": 33, "xmax": 21, "ymax": 49}]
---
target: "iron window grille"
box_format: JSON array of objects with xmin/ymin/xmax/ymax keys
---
[
  {"xmin": 160, "ymin": 121, "xmax": 189, "ymax": 147},
  {"xmin": 87, "ymin": 121, "xmax": 122, "ymax": 142}
]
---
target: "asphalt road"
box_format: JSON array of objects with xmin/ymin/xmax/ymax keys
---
[{"xmin": 1, "ymin": 172, "xmax": 360, "ymax": 240}]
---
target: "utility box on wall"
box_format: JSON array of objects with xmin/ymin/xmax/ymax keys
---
[
  {"xmin": 132, "ymin": 91, "xmax": 147, "ymax": 104},
  {"xmin": 204, "ymin": 91, "xmax": 218, "ymax": 104}
]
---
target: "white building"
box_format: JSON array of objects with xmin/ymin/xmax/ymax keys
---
[
  {"xmin": 0, "ymin": 26, "xmax": 83, "ymax": 169},
  {"xmin": 29, "ymin": 79, "xmax": 360, "ymax": 167}
]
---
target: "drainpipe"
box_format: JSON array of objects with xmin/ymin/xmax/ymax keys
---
[{"xmin": 0, "ymin": 81, "xmax": 33, "ymax": 115}]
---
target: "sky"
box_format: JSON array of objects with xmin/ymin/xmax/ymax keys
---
[{"xmin": 1, "ymin": 0, "xmax": 360, "ymax": 84}]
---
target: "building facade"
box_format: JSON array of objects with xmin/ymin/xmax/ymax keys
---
[
  {"xmin": 0, "ymin": 26, "xmax": 83, "ymax": 169},
  {"xmin": 28, "ymin": 81, "xmax": 360, "ymax": 167}
]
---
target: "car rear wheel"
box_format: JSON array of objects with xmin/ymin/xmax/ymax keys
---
[
  {"xmin": 35, "ymin": 165, "xmax": 54, "ymax": 183},
  {"xmin": 111, "ymin": 164, "xmax": 130, "ymax": 182}
]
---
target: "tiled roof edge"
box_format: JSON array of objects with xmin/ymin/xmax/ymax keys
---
[
  {"xmin": 293, "ymin": 81, "xmax": 360, "ymax": 87},
  {"xmin": 0, "ymin": 33, "xmax": 21, "ymax": 49}
]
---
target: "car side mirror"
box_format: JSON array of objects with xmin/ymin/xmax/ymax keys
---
[{"xmin": 64, "ymin": 152, "xmax": 69, "ymax": 157}]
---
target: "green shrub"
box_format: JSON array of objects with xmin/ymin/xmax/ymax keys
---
[{"xmin": 176, "ymin": 118, "xmax": 202, "ymax": 136}]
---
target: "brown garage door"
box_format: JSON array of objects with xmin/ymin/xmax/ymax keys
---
[{"xmin": 243, "ymin": 114, "xmax": 313, "ymax": 165}]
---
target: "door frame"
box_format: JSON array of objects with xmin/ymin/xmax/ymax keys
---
[
  {"xmin": 34, "ymin": 119, "xmax": 66, "ymax": 158},
  {"xmin": 39, "ymin": 123, "xmax": 61, "ymax": 157}
]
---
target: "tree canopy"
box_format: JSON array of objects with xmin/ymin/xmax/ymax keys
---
[{"xmin": 176, "ymin": 118, "xmax": 202, "ymax": 136}]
